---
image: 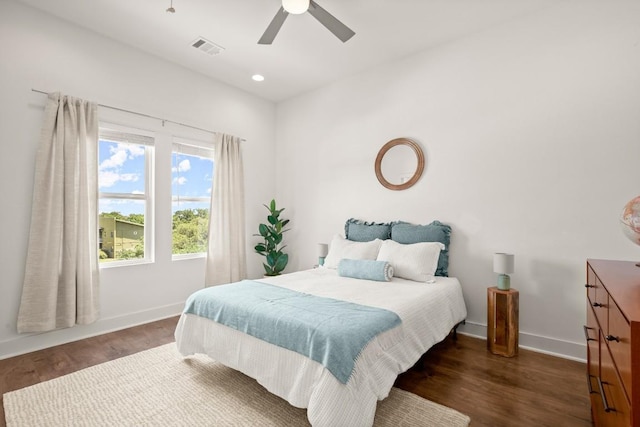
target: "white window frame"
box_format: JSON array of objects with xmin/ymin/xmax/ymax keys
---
[
  {"xmin": 171, "ymin": 138, "xmax": 214, "ymax": 261},
  {"xmin": 98, "ymin": 124, "xmax": 155, "ymax": 268}
]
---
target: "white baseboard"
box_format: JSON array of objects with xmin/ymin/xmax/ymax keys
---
[
  {"xmin": 0, "ymin": 302, "xmax": 184, "ymax": 360},
  {"xmin": 457, "ymin": 321, "xmax": 586, "ymax": 363},
  {"xmin": 1, "ymin": 310, "xmax": 587, "ymax": 364}
]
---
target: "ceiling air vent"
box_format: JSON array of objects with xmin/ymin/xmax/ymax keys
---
[{"xmin": 191, "ymin": 37, "xmax": 225, "ymax": 56}]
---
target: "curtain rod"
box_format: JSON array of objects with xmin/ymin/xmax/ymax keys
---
[{"xmin": 31, "ymin": 89, "xmax": 245, "ymax": 141}]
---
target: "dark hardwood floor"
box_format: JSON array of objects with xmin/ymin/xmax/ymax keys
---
[
  {"xmin": 397, "ymin": 333, "xmax": 591, "ymax": 426},
  {"xmin": 0, "ymin": 317, "xmax": 591, "ymax": 426}
]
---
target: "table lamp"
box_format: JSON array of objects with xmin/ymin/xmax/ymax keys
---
[
  {"xmin": 494, "ymin": 253, "xmax": 514, "ymax": 290},
  {"xmin": 318, "ymin": 243, "xmax": 328, "ymax": 266}
]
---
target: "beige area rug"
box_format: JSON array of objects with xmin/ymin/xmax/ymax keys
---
[{"xmin": 4, "ymin": 343, "xmax": 470, "ymax": 427}]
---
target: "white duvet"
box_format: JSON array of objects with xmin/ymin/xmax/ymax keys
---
[{"xmin": 175, "ymin": 268, "xmax": 467, "ymax": 427}]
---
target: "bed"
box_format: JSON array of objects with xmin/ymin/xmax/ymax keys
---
[{"xmin": 175, "ymin": 219, "xmax": 466, "ymax": 426}]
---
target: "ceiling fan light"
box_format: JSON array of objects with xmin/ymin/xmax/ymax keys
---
[{"xmin": 282, "ymin": 0, "xmax": 309, "ymax": 14}]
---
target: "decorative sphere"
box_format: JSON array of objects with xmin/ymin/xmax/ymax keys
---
[{"xmin": 621, "ymin": 196, "xmax": 640, "ymax": 246}]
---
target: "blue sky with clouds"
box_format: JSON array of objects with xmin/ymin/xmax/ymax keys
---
[{"xmin": 98, "ymin": 140, "xmax": 213, "ymax": 216}]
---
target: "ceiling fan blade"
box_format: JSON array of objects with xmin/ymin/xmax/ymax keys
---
[
  {"xmin": 258, "ymin": 7, "xmax": 289, "ymax": 45},
  {"xmin": 307, "ymin": 0, "xmax": 355, "ymax": 43}
]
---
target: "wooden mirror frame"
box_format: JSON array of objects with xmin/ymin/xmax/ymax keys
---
[{"xmin": 374, "ymin": 138, "xmax": 425, "ymax": 191}]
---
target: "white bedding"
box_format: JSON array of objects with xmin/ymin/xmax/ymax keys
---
[{"xmin": 175, "ymin": 268, "xmax": 467, "ymax": 427}]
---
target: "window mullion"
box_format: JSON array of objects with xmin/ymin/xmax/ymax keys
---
[
  {"xmin": 99, "ymin": 192, "xmax": 146, "ymax": 201},
  {"xmin": 145, "ymin": 143, "xmax": 155, "ymax": 263}
]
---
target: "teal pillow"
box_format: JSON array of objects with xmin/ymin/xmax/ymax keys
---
[
  {"xmin": 345, "ymin": 218, "xmax": 391, "ymax": 242},
  {"xmin": 391, "ymin": 221, "xmax": 451, "ymax": 277},
  {"xmin": 338, "ymin": 259, "xmax": 393, "ymax": 282}
]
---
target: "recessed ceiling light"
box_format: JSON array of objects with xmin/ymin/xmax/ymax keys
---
[{"xmin": 252, "ymin": 74, "xmax": 265, "ymax": 82}]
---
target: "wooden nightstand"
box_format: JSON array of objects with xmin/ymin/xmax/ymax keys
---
[{"xmin": 487, "ymin": 287, "xmax": 519, "ymax": 357}]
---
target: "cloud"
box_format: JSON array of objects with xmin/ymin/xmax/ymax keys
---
[
  {"xmin": 98, "ymin": 142, "xmax": 145, "ymax": 189},
  {"xmin": 173, "ymin": 176, "xmax": 188, "ymax": 185},
  {"xmin": 179, "ymin": 159, "xmax": 191, "ymax": 172},
  {"xmin": 172, "ymin": 159, "xmax": 191, "ymax": 173},
  {"xmin": 99, "ymin": 170, "xmax": 140, "ymax": 189},
  {"xmin": 100, "ymin": 143, "xmax": 144, "ymax": 171},
  {"xmin": 127, "ymin": 144, "xmax": 145, "ymax": 157},
  {"xmin": 99, "ymin": 148, "xmax": 128, "ymax": 170},
  {"xmin": 119, "ymin": 173, "xmax": 139, "ymax": 182},
  {"xmin": 99, "ymin": 170, "xmax": 120, "ymax": 188}
]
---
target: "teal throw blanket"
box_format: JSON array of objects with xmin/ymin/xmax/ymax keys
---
[{"xmin": 183, "ymin": 280, "xmax": 402, "ymax": 384}]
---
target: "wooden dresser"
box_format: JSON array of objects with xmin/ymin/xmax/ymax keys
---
[{"xmin": 585, "ymin": 259, "xmax": 640, "ymax": 426}]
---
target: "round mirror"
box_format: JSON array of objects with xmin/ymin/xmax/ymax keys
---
[{"xmin": 375, "ymin": 138, "xmax": 425, "ymax": 190}]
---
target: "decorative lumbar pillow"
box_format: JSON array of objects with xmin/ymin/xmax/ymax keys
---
[
  {"xmin": 344, "ymin": 218, "xmax": 391, "ymax": 242},
  {"xmin": 323, "ymin": 235, "xmax": 383, "ymax": 269},
  {"xmin": 391, "ymin": 221, "xmax": 451, "ymax": 277},
  {"xmin": 338, "ymin": 259, "xmax": 394, "ymax": 282},
  {"xmin": 376, "ymin": 239, "xmax": 444, "ymax": 282}
]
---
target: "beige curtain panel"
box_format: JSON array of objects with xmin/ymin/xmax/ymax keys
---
[
  {"xmin": 17, "ymin": 92, "xmax": 100, "ymax": 333},
  {"xmin": 205, "ymin": 133, "xmax": 247, "ymax": 286}
]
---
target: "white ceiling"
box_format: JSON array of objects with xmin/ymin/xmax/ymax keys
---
[{"xmin": 18, "ymin": 0, "xmax": 557, "ymax": 102}]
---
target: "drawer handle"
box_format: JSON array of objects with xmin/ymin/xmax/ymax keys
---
[
  {"xmin": 587, "ymin": 373, "xmax": 596, "ymax": 394},
  {"xmin": 583, "ymin": 325, "xmax": 596, "ymax": 342},
  {"xmin": 605, "ymin": 335, "xmax": 620, "ymax": 343},
  {"xmin": 592, "ymin": 302, "xmax": 604, "ymax": 308},
  {"xmin": 585, "ymin": 283, "xmax": 595, "ymax": 288},
  {"xmin": 597, "ymin": 377, "xmax": 615, "ymax": 413}
]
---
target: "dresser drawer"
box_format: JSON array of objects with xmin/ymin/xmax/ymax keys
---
[
  {"xmin": 587, "ymin": 265, "xmax": 598, "ymax": 306},
  {"xmin": 589, "ymin": 288, "xmax": 608, "ymax": 333},
  {"xmin": 600, "ymin": 333, "xmax": 631, "ymax": 426},
  {"xmin": 608, "ymin": 299, "xmax": 632, "ymax": 401},
  {"xmin": 586, "ymin": 303, "xmax": 599, "ymax": 379}
]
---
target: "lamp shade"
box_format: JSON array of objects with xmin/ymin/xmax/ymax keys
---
[
  {"xmin": 493, "ymin": 253, "xmax": 514, "ymax": 275},
  {"xmin": 282, "ymin": 0, "xmax": 309, "ymax": 14},
  {"xmin": 317, "ymin": 243, "xmax": 329, "ymax": 258}
]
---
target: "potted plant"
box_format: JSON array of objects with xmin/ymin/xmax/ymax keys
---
[{"xmin": 254, "ymin": 199, "xmax": 290, "ymax": 276}]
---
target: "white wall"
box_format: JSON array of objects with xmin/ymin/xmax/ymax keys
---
[
  {"xmin": 275, "ymin": 2, "xmax": 640, "ymax": 360},
  {"xmin": 2, "ymin": 1, "xmax": 639, "ymax": 362},
  {"xmin": 0, "ymin": 1, "xmax": 276, "ymax": 358}
]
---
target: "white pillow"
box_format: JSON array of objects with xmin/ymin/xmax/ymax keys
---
[
  {"xmin": 323, "ymin": 235, "xmax": 383, "ymax": 269},
  {"xmin": 376, "ymin": 240, "xmax": 444, "ymax": 282}
]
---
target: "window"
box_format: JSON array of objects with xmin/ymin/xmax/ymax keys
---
[
  {"xmin": 171, "ymin": 140, "xmax": 214, "ymax": 257},
  {"xmin": 98, "ymin": 127, "xmax": 154, "ymax": 264}
]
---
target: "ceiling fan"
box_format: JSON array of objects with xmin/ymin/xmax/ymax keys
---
[{"xmin": 258, "ymin": 0, "xmax": 355, "ymax": 45}]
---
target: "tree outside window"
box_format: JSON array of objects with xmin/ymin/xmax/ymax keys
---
[{"xmin": 171, "ymin": 141, "xmax": 214, "ymax": 257}]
